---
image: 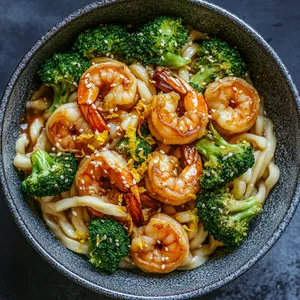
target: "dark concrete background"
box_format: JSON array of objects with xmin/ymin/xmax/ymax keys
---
[{"xmin": 0, "ymin": 0, "xmax": 299, "ymax": 299}]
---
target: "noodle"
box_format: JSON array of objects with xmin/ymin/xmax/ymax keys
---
[{"xmin": 13, "ymin": 22, "xmax": 280, "ymax": 274}]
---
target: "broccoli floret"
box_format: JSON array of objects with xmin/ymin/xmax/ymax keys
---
[
  {"xmin": 128, "ymin": 16, "xmax": 190, "ymax": 68},
  {"xmin": 116, "ymin": 135, "xmax": 153, "ymax": 165},
  {"xmin": 196, "ymin": 188, "xmax": 263, "ymax": 246},
  {"xmin": 21, "ymin": 149, "xmax": 77, "ymax": 197},
  {"xmin": 196, "ymin": 123, "xmax": 254, "ymax": 190},
  {"xmin": 73, "ymin": 24, "xmax": 129, "ymax": 60},
  {"xmin": 190, "ymin": 37, "xmax": 246, "ymax": 91},
  {"xmin": 116, "ymin": 123, "xmax": 154, "ymax": 165},
  {"xmin": 39, "ymin": 52, "xmax": 90, "ymax": 114},
  {"xmin": 88, "ymin": 217, "xmax": 130, "ymax": 273}
]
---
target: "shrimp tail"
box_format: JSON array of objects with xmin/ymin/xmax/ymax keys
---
[
  {"xmin": 140, "ymin": 193, "xmax": 161, "ymax": 210},
  {"xmin": 124, "ymin": 193, "xmax": 144, "ymax": 227},
  {"xmin": 180, "ymin": 144, "xmax": 202, "ymax": 167},
  {"xmin": 79, "ymin": 105, "xmax": 108, "ymax": 132},
  {"xmin": 153, "ymin": 68, "xmax": 187, "ymax": 94}
]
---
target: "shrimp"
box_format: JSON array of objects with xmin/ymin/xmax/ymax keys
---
[
  {"xmin": 205, "ymin": 77, "xmax": 260, "ymax": 135},
  {"xmin": 46, "ymin": 103, "xmax": 94, "ymax": 153},
  {"xmin": 77, "ymin": 61, "xmax": 137, "ymax": 132},
  {"xmin": 145, "ymin": 145, "xmax": 203, "ymax": 205},
  {"xmin": 149, "ymin": 68, "xmax": 208, "ymax": 145},
  {"xmin": 75, "ymin": 149, "xmax": 144, "ymax": 226},
  {"xmin": 130, "ymin": 213, "xmax": 189, "ymax": 273}
]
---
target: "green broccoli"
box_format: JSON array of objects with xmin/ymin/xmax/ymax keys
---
[
  {"xmin": 88, "ymin": 217, "xmax": 130, "ymax": 273},
  {"xmin": 73, "ymin": 24, "xmax": 129, "ymax": 60},
  {"xmin": 196, "ymin": 187, "xmax": 263, "ymax": 247},
  {"xmin": 21, "ymin": 149, "xmax": 77, "ymax": 197},
  {"xmin": 189, "ymin": 81, "xmax": 204, "ymax": 94},
  {"xmin": 196, "ymin": 123, "xmax": 254, "ymax": 190},
  {"xmin": 190, "ymin": 37, "xmax": 246, "ymax": 91},
  {"xmin": 128, "ymin": 16, "xmax": 190, "ymax": 68},
  {"xmin": 116, "ymin": 123, "xmax": 154, "ymax": 165},
  {"xmin": 38, "ymin": 52, "xmax": 90, "ymax": 114}
]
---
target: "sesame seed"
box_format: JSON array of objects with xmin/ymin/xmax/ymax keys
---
[
  {"xmin": 51, "ymin": 147, "xmax": 56, "ymax": 152},
  {"xmin": 162, "ymin": 264, "xmax": 166, "ymax": 270},
  {"xmin": 72, "ymin": 211, "xmax": 77, "ymax": 216}
]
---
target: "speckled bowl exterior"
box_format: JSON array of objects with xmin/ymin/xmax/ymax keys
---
[{"xmin": 0, "ymin": 0, "xmax": 299, "ymax": 299}]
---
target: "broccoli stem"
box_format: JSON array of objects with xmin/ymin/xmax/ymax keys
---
[
  {"xmin": 162, "ymin": 52, "xmax": 191, "ymax": 69},
  {"xmin": 190, "ymin": 66, "xmax": 219, "ymax": 88},
  {"xmin": 196, "ymin": 138, "xmax": 222, "ymax": 162},
  {"xmin": 47, "ymin": 84, "xmax": 71, "ymax": 114},
  {"xmin": 31, "ymin": 149, "xmax": 53, "ymax": 171},
  {"xmin": 208, "ymin": 123, "xmax": 241, "ymax": 151},
  {"xmin": 230, "ymin": 203, "xmax": 263, "ymax": 222},
  {"xmin": 227, "ymin": 196, "xmax": 261, "ymax": 212}
]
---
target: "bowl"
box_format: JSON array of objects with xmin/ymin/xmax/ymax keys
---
[{"xmin": 1, "ymin": 0, "xmax": 300, "ymax": 299}]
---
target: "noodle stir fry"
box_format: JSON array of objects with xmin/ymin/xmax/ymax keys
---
[{"xmin": 14, "ymin": 16, "xmax": 279, "ymax": 273}]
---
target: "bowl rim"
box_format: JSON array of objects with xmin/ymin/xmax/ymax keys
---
[{"xmin": 1, "ymin": 0, "xmax": 300, "ymax": 299}]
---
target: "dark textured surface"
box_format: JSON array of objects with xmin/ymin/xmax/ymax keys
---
[{"xmin": 0, "ymin": 0, "xmax": 300, "ymax": 299}]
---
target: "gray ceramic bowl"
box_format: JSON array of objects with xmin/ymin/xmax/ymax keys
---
[{"xmin": 1, "ymin": 0, "xmax": 300, "ymax": 299}]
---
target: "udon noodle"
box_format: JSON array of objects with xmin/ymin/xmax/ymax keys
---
[{"xmin": 13, "ymin": 22, "xmax": 279, "ymax": 273}]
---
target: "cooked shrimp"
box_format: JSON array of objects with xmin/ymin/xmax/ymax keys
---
[
  {"xmin": 205, "ymin": 77, "xmax": 260, "ymax": 135},
  {"xmin": 149, "ymin": 68, "xmax": 208, "ymax": 144},
  {"xmin": 46, "ymin": 103, "xmax": 93, "ymax": 153},
  {"xmin": 145, "ymin": 145, "xmax": 203, "ymax": 205},
  {"xmin": 130, "ymin": 213, "xmax": 189, "ymax": 273},
  {"xmin": 75, "ymin": 150, "xmax": 144, "ymax": 226},
  {"xmin": 140, "ymin": 193, "xmax": 160, "ymax": 210},
  {"xmin": 77, "ymin": 61, "xmax": 137, "ymax": 132}
]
